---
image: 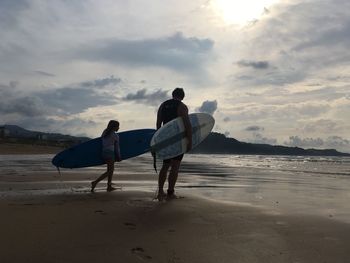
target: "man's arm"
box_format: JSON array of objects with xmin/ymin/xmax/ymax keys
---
[
  {"xmin": 156, "ymin": 103, "xmax": 163, "ymax": 130},
  {"xmin": 178, "ymin": 103, "xmax": 192, "ymax": 151}
]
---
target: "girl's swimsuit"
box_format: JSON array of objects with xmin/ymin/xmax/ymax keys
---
[{"xmin": 102, "ymin": 133, "xmax": 120, "ymax": 162}]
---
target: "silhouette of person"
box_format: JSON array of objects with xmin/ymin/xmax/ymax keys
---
[
  {"xmin": 156, "ymin": 88, "xmax": 192, "ymax": 200},
  {"xmin": 91, "ymin": 120, "xmax": 121, "ymax": 192}
]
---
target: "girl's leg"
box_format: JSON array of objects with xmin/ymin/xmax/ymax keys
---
[
  {"xmin": 91, "ymin": 171, "xmax": 108, "ymax": 192},
  {"xmin": 106, "ymin": 160, "xmax": 115, "ymax": 191},
  {"xmin": 91, "ymin": 159, "xmax": 114, "ymax": 192}
]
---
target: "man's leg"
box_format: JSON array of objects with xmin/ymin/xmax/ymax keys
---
[
  {"xmin": 167, "ymin": 159, "xmax": 181, "ymax": 196},
  {"xmin": 158, "ymin": 161, "xmax": 170, "ymax": 199}
]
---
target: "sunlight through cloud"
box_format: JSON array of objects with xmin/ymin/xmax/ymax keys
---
[{"xmin": 211, "ymin": 0, "xmax": 279, "ymax": 25}]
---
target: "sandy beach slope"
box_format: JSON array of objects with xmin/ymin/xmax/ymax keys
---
[
  {"xmin": 1, "ymin": 188, "xmax": 350, "ymax": 263},
  {"xmin": 1, "ymin": 149, "xmax": 350, "ymax": 262},
  {"xmin": 0, "ymin": 143, "xmax": 64, "ymax": 155}
]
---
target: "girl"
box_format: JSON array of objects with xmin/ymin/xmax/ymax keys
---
[{"xmin": 91, "ymin": 120, "xmax": 121, "ymax": 192}]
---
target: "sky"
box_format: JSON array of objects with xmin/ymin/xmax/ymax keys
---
[{"xmin": 0, "ymin": 0, "xmax": 349, "ymax": 153}]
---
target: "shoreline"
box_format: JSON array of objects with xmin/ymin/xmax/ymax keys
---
[{"xmin": 0, "ymin": 143, "xmax": 64, "ymax": 155}]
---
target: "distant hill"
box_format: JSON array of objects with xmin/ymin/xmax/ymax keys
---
[
  {"xmin": 1, "ymin": 125, "xmax": 349, "ymax": 156},
  {"xmin": 191, "ymin": 132, "xmax": 350, "ymax": 157},
  {"xmin": 0, "ymin": 125, "xmax": 90, "ymax": 146}
]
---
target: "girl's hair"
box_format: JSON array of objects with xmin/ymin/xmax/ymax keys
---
[{"xmin": 102, "ymin": 120, "xmax": 119, "ymax": 137}]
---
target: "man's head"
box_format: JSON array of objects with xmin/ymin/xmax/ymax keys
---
[{"xmin": 172, "ymin": 87, "xmax": 185, "ymax": 100}]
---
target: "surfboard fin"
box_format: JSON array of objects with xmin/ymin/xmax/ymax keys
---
[
  {"xmin": 151, "ymin": 151, "xmax": 157, "ymax": 174},
  {"xmin": 56, "ymin": 166, "xmax": 62, "ymax": 176}
]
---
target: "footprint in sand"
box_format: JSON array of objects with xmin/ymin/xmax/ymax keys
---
[
  {"xmin": 131, "ymin": 247, "xmax": 152, "ymax": 261},
  {"xmin": 94, "ymin": 210, "xmax": 107, "ymax": 215},
  {"xmin": 124, "ymin": 222, "xmax": 137, "ymax": 230}
]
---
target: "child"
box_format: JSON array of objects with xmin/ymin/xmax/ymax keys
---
[{"xmin": 91, "ymin": 120, "xmax": 121, "ymax": 192}]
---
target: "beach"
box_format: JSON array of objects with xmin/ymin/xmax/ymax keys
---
[
  {"xmin": 1, "ymin": 146, "xmax": 350, "ymax": 263},
  {"xmin": 0, "ymin": 143, "xmax": 64, "ymax": 155}
]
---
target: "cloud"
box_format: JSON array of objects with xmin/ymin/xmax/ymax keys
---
[
  {"xmin": 293, "ymin": 19, "xmax": 350, "ymax": 52},
  {"xmin": 7, "ymin": 116, "xmax": 98, "ymax": 137},
  {"xmin": 237, "ymin": 60, "xmax": 270, "ymax": 69},
  {"xmin": 76, "ymin": 32, "xmax": 214, "ymax": 73},
  {"xmin": 0, "ymin": 76, "xmax": 120, "ymax": 117},
  {"xmin": 80, "ymin": 75, "xmax": 121, "ymax": 88},
  {"xmin": 284, "ymin": 135, "xmax": 350, "ymax": 152},
  {"xmin": 36, "ymin": 87, "xmax": 116, "ymax": 114},
  {"xmin": 301, "ymin": 119, "xmax": 339, "ymax": 133},
  {"xmin": 196, "ymin": 100, "xmax": 218, "ymax": 115},
  {"xmin": 233, "ymin": 0, "xmax": 350, "ymax": 87},
  {"xmin": 285, "ymin": 136, "xmax": 324, "ymax": 148},
  {"xmin": 245, "ymin": 125, "xmax": 264, "ymax": 132},
  {"xmin": 34, "ymin": 70, "xmax": 56, "ymax": 77},
  {"xmin": 36, "ymin": 77, "xmax": 121, "ymax": 114},
  {"xmin": 249, "ymin": 132, "xmax": 277, "ymax": 145},
  {"xmin": 0, "ymin": 96, "xmax": 46, "ymax": 117},
  {"xmin": 0, "ymin": 0, "xmax": 29, "ymax": 25},
  {"xmin": 326, "ymin": 136, "xmax": 350, "ymax": 150},
  {"xmin": 123, "ymin": 88, "xmax": 169, "ymax": 106}
]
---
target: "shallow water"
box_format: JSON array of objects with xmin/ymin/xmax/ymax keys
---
[{"xmin": 1, "ymin": 154, "xmax": 350, "ymax": 223}]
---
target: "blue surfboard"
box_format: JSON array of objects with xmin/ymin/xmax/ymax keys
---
[{"xmin": 52, "ymin": 129, "xmax": 156, "ymax": 168}]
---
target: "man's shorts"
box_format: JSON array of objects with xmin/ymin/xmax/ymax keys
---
[{"xmin": 163, "ymin": 154, "xmax": 184, "ymax": 164}]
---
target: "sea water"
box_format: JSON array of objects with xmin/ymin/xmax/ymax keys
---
[{"xmin": 1, "ymin": 154, "xmax": 350, "ymax": 222}]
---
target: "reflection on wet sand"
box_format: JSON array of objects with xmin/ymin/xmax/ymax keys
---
[{"xmin": 1, "ymin": 154, "xmax": 350, "ymax": 222}]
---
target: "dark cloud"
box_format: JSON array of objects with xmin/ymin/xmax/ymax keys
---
[
  {"xmin": 0, "ymin": 0, "xmax": 29, "ymax": 25},
  {"xmin": 80, "ymin": 75, "xmax": 121, "ymax": 88},
  {"xmin": 0, "ymin": 76, "xmax": 120, "ymax": 116},
  {"xmin": 245, "ymin": 125, "xmax": 264, "ymax": 132},
  {"xmin": 123, "ymin": 88, "xmax": 169, "ymax": 106},
  {"xmin": 0, "ymin": 81, "xmax": 18, "ymax": 98},
  {"xmin": 293, "ymin": 19, "xmax": 350, "ymax": 52},
  {"xmin": 76, "ymin": 32, "xmax": 214, "ymax": 73},
  {"xmin": 237, "ymin": 60, "xmax": 270, "ymax": 69},
  {"xmin": 34, "ymin": 70, "xmax": 56, "ymax": 77},
  {"xmin": 36, "ymin": 87, "xmax": 116, "ymax": 114},
  {"xmin": 0, "ymin": 96, "xmax": 46, "ymax": 117},
  {"xmin": 196, "ymin": 100, "xmax": 217, "ymax": 115}
]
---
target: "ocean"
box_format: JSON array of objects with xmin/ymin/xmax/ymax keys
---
[{"xmin": 1, "ymin": 154, "xmax": 350, "ymax": 222}]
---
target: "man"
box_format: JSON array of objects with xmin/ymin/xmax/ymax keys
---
[{"xmin": 156, "ymin": 87, "xmax": 192, "ymax": 201}]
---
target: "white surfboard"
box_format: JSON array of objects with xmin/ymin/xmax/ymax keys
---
[{"xmin": 150, "ymin": 113, "xmax": 215, "ymax": 160}]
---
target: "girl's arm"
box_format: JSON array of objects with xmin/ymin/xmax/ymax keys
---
[{"xmin": 115, "ymin": 134, "xmax": 121, "ymax": 162}]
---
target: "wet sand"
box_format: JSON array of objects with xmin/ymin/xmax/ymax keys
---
[
  {"xmin": 1, "ymin": 150, "xmax": 350, "ymax": 262},
  {"xmin": 1, "ymin": 188, "xmax": 350, "ymax": 263}
]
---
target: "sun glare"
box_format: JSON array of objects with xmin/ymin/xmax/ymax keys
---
[{"xmin": 212, "ymin": 0, "xmax": 279, "ymax": 25}]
